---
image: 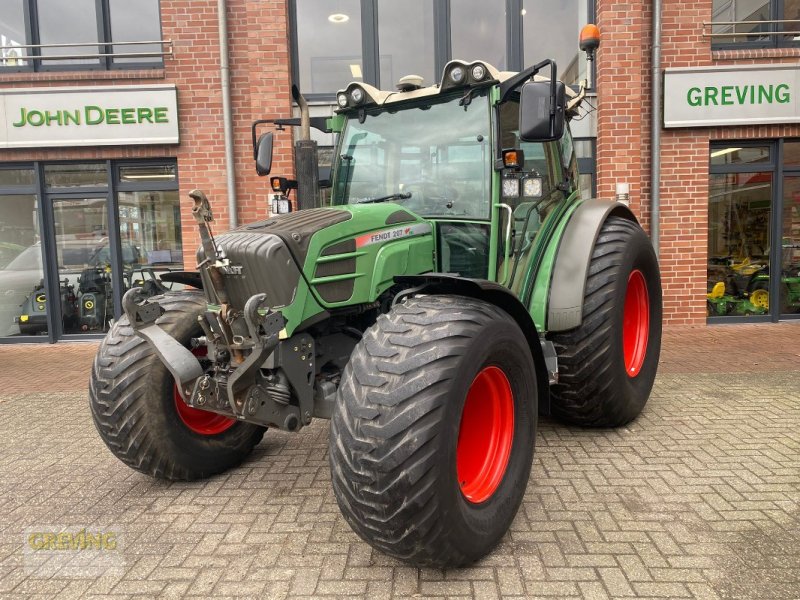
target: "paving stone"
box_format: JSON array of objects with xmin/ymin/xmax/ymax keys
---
[{"xmin": 0, "ymin": 325, "xmax": 799, "ymax": 599}]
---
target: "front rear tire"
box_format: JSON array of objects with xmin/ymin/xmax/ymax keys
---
[
  {"xmin": 548, "ymin": 217, "xmax": 662, "ymax": 427},
  {"xmin": 329, "ymin": 295, "xmax": 537, "ymax": 568},
  {"xmin": 89, "ymin": 292, "xmax": 265, "ymax": 480}
]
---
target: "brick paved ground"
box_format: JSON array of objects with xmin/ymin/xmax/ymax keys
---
[{"xmin": 0, "ymin": 322, "xmax": 798, "ymax": 599}]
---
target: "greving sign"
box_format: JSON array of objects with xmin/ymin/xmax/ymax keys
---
[{"xmin": 663, "ymin": 64, "xmax": 800, "ymax": 128}]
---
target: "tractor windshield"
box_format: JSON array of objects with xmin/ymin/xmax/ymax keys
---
[{"xmin": 331, "ymin": 91, "xmax": 492, "ymax": 219}]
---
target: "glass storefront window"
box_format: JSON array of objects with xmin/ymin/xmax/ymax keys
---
[
  {"xmin": 451, "ymin": 0, "xmax": 507, "ymax": 69},
  {"xmin": 0, "ymin": 195, "xmax": 46, "ymax": 336},
  {"xmin": 523, "ymin": 0, "xmax": 585, "ymax": 84},
  {"xmin": 780, "ymin": 176, "xmax": 800, "ymax": 315},
  {"xmin": 109, "ymin": 0, "xmax": 161, "ymax": 64},
  {"xmin": 0, "ymin": 168, "xmax": 35, "ymax": 187},
  {"xmin": 296, "ymin": 0, "xmax": 363, "ymax": 94},
  {"xmin": 710, "ymin": 145, "xmax": 771, "ymax": 166},
  {"xmin": 782, "ymin": 140, "xmax": 800, "ymax": 166},
  {"xmin": 377, "ymin": 0, "xmax": 435, "ymax": 88},
  {"xmin": 37, "ymin": 0, "xmax": 100, "ymax": 66},
  {"xmin": 117, "ymin": 190, "xmax": 183, "ymax": 271},
  {"xmin": 44, "ymin": 163, "xmax": 107, "ymax": 188},
  {"xmin": 119, "ymin": 164, "xmax": 177, "ymax": 183},
  {"xmin": 707, "ymin": 171, "xmax": 772, "ymax": 317},
  {"xmin": 1, "ymin": 1, "xmax": 28, "ymax": 67}
]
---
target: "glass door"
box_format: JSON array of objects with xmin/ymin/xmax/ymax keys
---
[{"xmin": 49, "ymin": 195, "xmax": 118, "ymax": 336}]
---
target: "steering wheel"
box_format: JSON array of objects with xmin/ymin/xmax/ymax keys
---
[{"xmin": 401, "ymin": 179, "xmax": 460, "ymax": 214}]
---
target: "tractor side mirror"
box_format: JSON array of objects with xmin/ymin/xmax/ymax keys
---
[
  {"xmin": 255, "ymin": 132, "xmax": 274, "ymax": 176},
  {"xmin": 519, "ymin": 80, "xmax": 566, "ymax": 142}
]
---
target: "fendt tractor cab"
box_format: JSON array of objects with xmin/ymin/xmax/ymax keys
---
[{"xmin": 90, "ymin": 26, "xmax": 663, "ymax": 567}]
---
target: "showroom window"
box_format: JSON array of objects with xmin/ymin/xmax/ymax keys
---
[
  {"xmin": 0, "ymin": 160, "xmax": 181, "ymax": 342},
  {"xmin": 290, "ymin": 0, "xmax": 594, "ymax": 98},
  {"xmin": 0, "ymin": 0, "xmax": 165, "ymax": 71},
  {"xmin": 708, "ymin": 142, "xmax": 800, "ymax": 322},
  {"xmin": 710, "ymin": 0, "xmax": 800, "ymax": 47}
]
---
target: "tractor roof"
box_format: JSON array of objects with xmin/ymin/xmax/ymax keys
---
[{"xmin": 334, "ymin": 60, "xmax": 578, "ymax": 112}]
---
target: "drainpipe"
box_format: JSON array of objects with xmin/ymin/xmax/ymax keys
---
[
  {"xmin": 218, "ymin": 0, "xmax": 237, "ymax": 228},
  {"xmin": 651, "ymin": 0, "xmax": 662, "ymax": 256}
]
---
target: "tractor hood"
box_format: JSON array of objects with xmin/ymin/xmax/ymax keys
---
[{"xmin": 199, "ymin": 204, "xmax": 435, "ymax": 334}]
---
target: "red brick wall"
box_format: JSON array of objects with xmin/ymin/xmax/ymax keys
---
[
  {"xmin": 596, "ymin": 0, "xmax": 800, "ymax": 324},
  {"xmin": 0, "ymin": 0, "xmax": 294, "ymax": 265}
]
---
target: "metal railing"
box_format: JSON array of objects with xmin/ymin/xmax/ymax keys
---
[
  {"xmin": 704, "ymin": 19, "xmax": 800, "ymax": 39},
  {"xmin": 0, "ymin": 39, "xmax": 173, "ymax": 64}
]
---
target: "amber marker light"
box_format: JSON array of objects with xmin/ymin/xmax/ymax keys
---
[{"xmin": 502, "ymin": 149, "xmax": 524, "ymax": 170}]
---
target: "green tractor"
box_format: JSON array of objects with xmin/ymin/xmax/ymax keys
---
[{"xmin": 90, "ymin": 29, "xmax": 662, "ymax": 567}]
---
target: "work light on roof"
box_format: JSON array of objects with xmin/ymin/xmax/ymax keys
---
[
  {"xmin": 336, "ymin": 92, "xmax": 349, "ymax": 108},
  {"xmin": 471, "ymin": 64, "xmax": 486, "ymax": 81},
  {"xmin": 450, "ymin": 66, "xmax": 466, "ymax": 84},
  {"xmin": 350, "ymin": 87, "xmax": 365, "ymax": 104}
]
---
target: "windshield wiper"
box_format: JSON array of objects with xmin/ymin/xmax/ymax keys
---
[{"xmin": 356, "ymin": 192, "xmax": 412, "ymax": 204}]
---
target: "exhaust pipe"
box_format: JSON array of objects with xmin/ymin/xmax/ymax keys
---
[{"xmin": 292, "ymin": 86, "xmax": 320, "ymax": 210}]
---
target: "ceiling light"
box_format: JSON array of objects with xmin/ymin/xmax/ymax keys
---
[
  {"xmin": 328, "ymin": 13, "xmax": 349, "ymax": 24},
  {"xmin": 710, "ymin": 147, "xmax": 742, "ymax": 158},
  {"xmin": 521, "ymin": 8, "xmax": 527, "ymax": 15},
  {"xmin": 350, "ymin": 64, "xmax": 363, "ymax": 78}
]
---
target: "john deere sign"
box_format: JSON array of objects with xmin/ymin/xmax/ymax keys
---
[
  {"xmin": 0, "ymin": 85, "xmax": 179, "ymax": 148},
  {"xmin": 664, "ymin": 64, "xmax": 800, "ymax": 128}
]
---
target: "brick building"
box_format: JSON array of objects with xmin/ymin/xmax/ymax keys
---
[{"xmin": 1, "ymin": 0, "xmax": 798, "ymax": 342}]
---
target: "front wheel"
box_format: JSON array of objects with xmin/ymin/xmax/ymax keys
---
[
  {"xmin": 548, "ymin": 217, "xmax": 662, "ymax": 427},
  {"xmin": 89, "ymin": 292, "xmax": 265, "ymax": 480},
  {"xmin": 329, "ymin": 295, "xmax": 537, "ymax": 568}
]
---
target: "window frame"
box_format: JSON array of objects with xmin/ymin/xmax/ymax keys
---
[
  {"xmin": 710, "ymin": 0, "xmax": 800, "ymax": 50},
  {"xmin": 0, "ymin": 0, "xmax": 164, "ymax": 73}
]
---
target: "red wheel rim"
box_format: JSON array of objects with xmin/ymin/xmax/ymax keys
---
[
  {"xmin": 173, "ymin": 349, "xmax": 236, "ymax": 436},
  {"xmin": 456, "ymin": 366, "xmax": 515, "ymax": 504},
  {"xmin": 623, "ymin": 269, "xmax": 650, "ymax": 377}
]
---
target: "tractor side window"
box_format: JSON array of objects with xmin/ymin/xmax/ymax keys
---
[
  {"xmin": 560, "ymin": 126, "xmax": 578, "ymax": 195},
  {"xmin": 438, "ymin": 222, "xmax": 491, "ymax": 279}
]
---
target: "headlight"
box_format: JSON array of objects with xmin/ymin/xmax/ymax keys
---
[
  {"xmin": 471, "ymin": 64, "xmax": 486, "ymax": 81},
  {"xmin": 450, "ymin": 66, "xmax": 465, "ymax": 84},
  {"xmin": 502, "ymin": 178, "xmax": 520, "ymax": 198},
  {"xmin": 523, "ymin": 177, "xmax": 543, "ymax": 197},
  {"xmin": 350, "ymin": 87, "xmax": 365, "ymax": 104},
  {"xmin": 336, "ymin": 92, "xmax": 349, "ymax": 108}
]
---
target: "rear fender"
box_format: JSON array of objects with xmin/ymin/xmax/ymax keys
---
[
  {"xmin": 547, "ymin": 200, "xmax": 639, "ymax": 332},
  {"xmin": 394, "ymin": 274, "xmax": 552, "ymax": 415}
]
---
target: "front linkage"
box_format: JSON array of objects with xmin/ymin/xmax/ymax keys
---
[{"xmin": 122, "ymin": 190, "xmax": 314, "ymax": 433}]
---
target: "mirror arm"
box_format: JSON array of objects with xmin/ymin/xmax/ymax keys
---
[{"xmin": 498, "ymin": 59, "xmax": 557, "ymax": 104}]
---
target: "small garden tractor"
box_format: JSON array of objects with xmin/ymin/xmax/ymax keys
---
[{"xmin": 90, "ymin": 26, "xmax": 663, "ymax": 567}]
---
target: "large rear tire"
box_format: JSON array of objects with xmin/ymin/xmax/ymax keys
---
[
  {"xmin": 329, "ymin": 295, "xmax": 537, "ymax": 568},
  {"xmin": 89, "ymin": 292, "xmax": 265, "ymax": 480},
  {"xmin": 548, "ymin": 217, "xmax": 662, "ymax": 427}
]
